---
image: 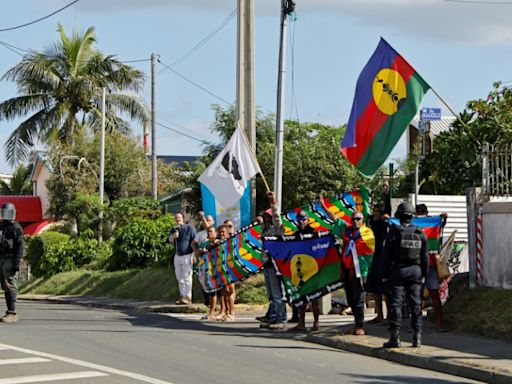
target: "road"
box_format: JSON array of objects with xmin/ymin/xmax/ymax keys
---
[{"xmin": 0, "ymin": 301, "xmax": 481, "ymax": 384}]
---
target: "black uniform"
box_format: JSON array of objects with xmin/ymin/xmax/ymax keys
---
[
  {"xmin": 381, "ymin": 223, "xmax": 428, "ymax": 334},
  {"xmin": 0, "ymin": 220, "xmax": 24, "ymax": 314}
]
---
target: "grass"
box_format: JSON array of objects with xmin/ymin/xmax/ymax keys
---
[
  {"xmin": 20, "ymin": 267, "xmax": 268, "ymax": 304},
  {"xmin": 442, "ymin": 278, "xmax": 512, "ymax": 342}
]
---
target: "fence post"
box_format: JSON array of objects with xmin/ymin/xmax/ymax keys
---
[
  {"xmin": 482, "ymin": 144, "xmax": 490, "ymax": 196},
  {"xmin": 466, "ymin": 187, "xmax": 480, "ymax": 288}
]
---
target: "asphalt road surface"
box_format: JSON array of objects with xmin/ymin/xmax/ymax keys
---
[{"xmin": 0, "ymin": 301, "xmax": 481, "ymax": 384}]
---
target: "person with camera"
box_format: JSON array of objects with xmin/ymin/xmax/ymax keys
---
[
  {"xmin": 0, "ymin": 203, "xmax": 24, "ymax": 323},
  {"xmin": 168, "ymin": 212, "xmax": 196, "ymax": 305}
]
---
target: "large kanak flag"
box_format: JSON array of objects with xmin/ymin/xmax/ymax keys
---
[
  {"xmin": 341, "ymin": 38, "xmax": 430, "ymax": 177},
  {"xmin": 198, "ymin": 124, "xmax": 261, "ymax": 208}
]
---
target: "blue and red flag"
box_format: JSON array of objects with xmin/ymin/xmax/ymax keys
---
[{"xmin": 341, "ymin": 38, "xmax": 430, "ymax": 177}]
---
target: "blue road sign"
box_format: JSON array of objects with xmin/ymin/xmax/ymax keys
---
[{"xmin": 421, "ymin": 107, "xmax": 442, "ymax": 121}]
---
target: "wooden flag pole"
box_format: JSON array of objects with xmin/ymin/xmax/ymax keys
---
[{"xmin": 238, "ymin": 122, "xmax": 272, "ymax": 193}]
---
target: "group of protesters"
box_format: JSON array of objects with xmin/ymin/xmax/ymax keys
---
[{"xmin": 167, "ymin": 186, "xmax": 447, "ymax": 348}]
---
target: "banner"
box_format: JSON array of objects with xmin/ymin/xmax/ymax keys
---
[
  {"xmin": 196, "ymin": 188, "xmax": 371, "ymax": 292},
  {"xmin": 263, "ymin": 233, "xmax": 343, "ymax": 307}
]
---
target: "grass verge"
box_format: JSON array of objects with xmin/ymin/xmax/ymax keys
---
[{"xmin": 20, "ymin": 267, "xmax": 268, "ymax": 305}]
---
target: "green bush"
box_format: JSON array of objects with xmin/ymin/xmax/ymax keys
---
[
  {"xmin": 108, "ymin": 214, "xmax": 175, "ymax": 271},
  {"xmin": 26, "ymin": 231, "xmax": 74, "ymax": 277},
  {"xmin": 106, "ymin": 197, "xmax": 161, "ymax": 231}
]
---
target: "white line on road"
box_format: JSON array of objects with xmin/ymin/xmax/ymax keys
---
[
  {"xmin": 0, "ymin": 358, "xmax": 51, "ymax": 366},
  {"xmin": 0, "ymin": 343, "xmax": 175, "ymax": 384},
  {"xmin": 0, "ymin": 371, "xmax": 108, "ymax": 384}
]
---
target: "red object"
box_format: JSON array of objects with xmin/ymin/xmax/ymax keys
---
[
  {"xmin": 0, "ymin": 196, "xmax": 43, "ymax": 222},
  {"xmin": 23, "ymin": 220, "xmax": 52, "ymax": 235}
]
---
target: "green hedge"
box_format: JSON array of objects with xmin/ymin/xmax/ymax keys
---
[{"xmin": 26, "ymin": 231, "xmax": 74, "ymax": 277}]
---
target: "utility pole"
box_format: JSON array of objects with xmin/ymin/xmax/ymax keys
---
[
  {"xmin": 151, "ymin": 53, "xmax": 158, "ymax": 200},
  {"xmin": 98, "ymin": 87, "xmax": 106, "ymax": 246},
  {"xmin": 237, "ymin": 0, "xmax": 256, "ymax": 216},
  {"xmin": 274, "ymin": 0, "xmax": 295, "ymax": 213}
]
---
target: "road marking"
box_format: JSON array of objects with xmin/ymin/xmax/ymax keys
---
[
  {"xmin": 0, "ymin": 358, "xmax": 51, "ymax": 366},
  {"xmin": 0, "ymin": 371, "xmax": 107, "ymax": 383},
  {"xmin": 0, "ymin": 343, "xmax": 175, "ymax": 384}
]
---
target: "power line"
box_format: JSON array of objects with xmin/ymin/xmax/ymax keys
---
[
  {"xmin": 444, "ymin": 0, "xmax": 512, "ymax": 4},
  {"xmin": 157, "ymin": 58, "xmax": 232, "ymax": 105},
  {"xmin": 0, "ymin": 0, "xmax": 80, "ymax": 33},
  {"xmin": 156, "ymin": 121, "xmax": 210, "ymax": 144},
  {"xmin": 169, "ymin": 8, "xmax": 237, "ymax": 67}
]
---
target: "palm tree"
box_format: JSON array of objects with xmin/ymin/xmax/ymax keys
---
[
  {"xmin": 0, "ymin": 164, "xmax": 32, "ymax": 195},
  {"xmin": 0, "ymin": 24, "xmax": 149, "ymax": 165}
]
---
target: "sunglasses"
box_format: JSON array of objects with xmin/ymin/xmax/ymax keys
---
[
  {"xmin": 297, "ymin": 216, "xmax": 308, "ymax": 222},
  {"xmin": 351, "ymin": 217, "xmax": 363, "ymax": 222}
]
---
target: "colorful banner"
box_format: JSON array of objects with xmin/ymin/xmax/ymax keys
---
[
  {"xmin": 341, "ymin": 38, "xmax": 430, "ymax": 177},
  {"xmin": 196, "ymin": 188, "xmax": 371, "ymax": 292},
  {"xmin": 263, "ymin": 233, "xmax": 343, "ymax": 307}
]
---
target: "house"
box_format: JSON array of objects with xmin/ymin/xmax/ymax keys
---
[
  {"xmin": 30, "ymin": 152, "xmax": 52, "ymax": 218},
  {"xmin": 157, "ymin": 155, "xmax": 199, "ymax": 168},
  {"xmin": 407, "ymin": 116, "xmax": 456, "ymax": 156}
]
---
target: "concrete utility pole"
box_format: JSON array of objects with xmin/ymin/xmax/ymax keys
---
[
  {"xmin": 151, "ymin": 53, "xmax": 158, "ymax": 200},
  {"xmin": 237, "ymin": 0, "xmax": 256, "ymax": 216},
  {"xmin": 274, "ymin": 0, "xmax": 295, "ymax": 213}
]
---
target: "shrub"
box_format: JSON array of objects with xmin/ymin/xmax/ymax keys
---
[
  {"xmin": 106, "ymin": 197, "xmax": 161, "ymax": 231},
  {"xmin": 108, "ymin": 214, "xmax": 175, "ymax": 271},
  {"xmin": 26, "ymin": 231, "xmax": 74, "ymax": 277}
]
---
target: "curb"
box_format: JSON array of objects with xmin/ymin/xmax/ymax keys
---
[{"xmin": 305, "ymin": 332, "xmax": 512, "ymax": 384}]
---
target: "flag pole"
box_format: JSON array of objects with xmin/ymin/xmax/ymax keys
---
[{"xmin": 237, "ymin": 122, "xmax": 272, "ymax": 193}]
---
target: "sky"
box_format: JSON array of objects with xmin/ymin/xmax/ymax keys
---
[{"xmin": 1, "ymin": 0, "xmax": 512, "ymax": 174}]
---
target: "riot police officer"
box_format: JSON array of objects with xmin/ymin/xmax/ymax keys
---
[
  {"xmin": 0, "ymin": 202, "xmax": 24, "ymax": 323},
  {"xmin": 381, "ymin": 202, "xmax": 428, "ymax": 348}
]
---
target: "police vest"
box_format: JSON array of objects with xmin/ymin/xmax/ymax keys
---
[{"xmin": 398, "ymin": 225, "xmax": 422, "ymax": 265}]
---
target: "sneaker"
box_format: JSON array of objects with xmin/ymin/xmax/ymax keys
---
[
  {"xmin": 353, "ymin": 327, "xmax": 365, "ymax": 336},
  {"xmin": 175, "ymin": 297, "xmax": 184, "ymax": 305},
  {"xmin": 268, "ymin": 322, "xmax": 286, "ymax": 330},
  {"xmin": 1, "ymin": 312, "xmax": 18, "ymax": 323},
  {"xmin": 255, "ymin": 316, "xmax": 269, "ymax": 323},
  {"xmin": 181, "ymin": 296, "xmax": 192, "ymax": 305}
]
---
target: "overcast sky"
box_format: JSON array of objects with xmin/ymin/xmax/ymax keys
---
[{"xmin": 1, "ymin": 0, "xmax": 512, "ymax": 173}]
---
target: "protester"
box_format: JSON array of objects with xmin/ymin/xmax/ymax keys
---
[
  {"xmin": 168, "ymin": 212, "xmax": 196, "ymax": 305},
  {"xmin": 216, "ymin": 224, "xmax": 236, "ymax": 322},
  {"xmin": 416, "ymin": 203, "xmax": 448, "ymax": 332},
  {"xmin": 197, "ymin": 225, "xmax": 220, "ymax": 320},
  {"xmin": 258, "ymin": 191, "xmax": 288, "ymax": 330},
  {"xmin": 381, "ymin": 202, "xmax": 428, "ymax": 348},
  {"xmin": 366, "ymin": 203, "xmax": 390, "ymax": 324},
  {"xmin": 320, "ymin": 195, "xmax": 375, "ymax": 336},
  {"xmin": 192, "ymin": 212, "xmax": 215, "ymax": 307},
  {"xmin": 224, "ymin": 219, "xmax": 235, "ymax": 235},
  {"xmin": 0, "ymin": 203, "xmax": 24, "ymax": 323},
  {"xmin": 288, "ymin": 210, "xmax": 320, "ymax": 332}
]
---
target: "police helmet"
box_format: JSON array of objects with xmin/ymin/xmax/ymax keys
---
[
  {"xmin": 394, "ymin": 202, "xmax": 415, "ymax": 221},
  {"xmin": 0, "ymin": 202, "xmax": 16, "ymax": 221}
]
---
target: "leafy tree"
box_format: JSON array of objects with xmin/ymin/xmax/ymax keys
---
[
  {"xmin": 417, "ymin": 82, "xmax": 512, "ymax": 195},
  {"xmin": 0, "ymin": 164, "xmax": 32, "ymax": 195},
  {"xmin": 0, "ymin": 24, "xmax": 149, "ymax": 165},
  {"xmin": 185, "ymin": 105, "xmax": 384, "ymax": 214}
]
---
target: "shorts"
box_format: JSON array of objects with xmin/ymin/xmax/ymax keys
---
[{"xmin": 425, "ymin": 266, "xmax": 439, "ymax": 290}]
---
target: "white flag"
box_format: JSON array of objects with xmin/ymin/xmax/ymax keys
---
[{"xmin": 198, "ymin": 124, "xmax": 261, "ymax": 208}]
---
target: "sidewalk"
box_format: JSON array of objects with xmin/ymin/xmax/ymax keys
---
[{"xmin": 20, "ymin": 294, "xmax": 512, "ymax": 384}]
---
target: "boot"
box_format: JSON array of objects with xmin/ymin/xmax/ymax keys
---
[
  {"xmin": 383, "ymin": 329, "xmax": 401, "ymax": 348},
  {"xmin": 412, "ymin": 331, "xmax": 422, "ymax": 347}
]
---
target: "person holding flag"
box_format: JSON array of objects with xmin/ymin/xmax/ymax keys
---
[{"xmin": 319, "ymin": 195, "xmax": 375, "ymax": 336}]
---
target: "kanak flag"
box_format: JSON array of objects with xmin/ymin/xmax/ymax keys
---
[{"xmin": 341, "ymin": 38, "xmax": 430, "ymax": 177}]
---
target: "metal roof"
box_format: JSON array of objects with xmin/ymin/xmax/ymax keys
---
[{"xmin": 410, "ymin": 116, "xmax": 456, "ymax": 136}]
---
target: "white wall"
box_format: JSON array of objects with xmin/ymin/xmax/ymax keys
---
[
  {"xmin": 481, "ymin": 202, "xmax": 512, "ymax": 289},
  {"xmin": 34, "ymin": 166, "xmax": 51, "ymax": 219}
]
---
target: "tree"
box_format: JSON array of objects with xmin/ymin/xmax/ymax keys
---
[
  {"xmin": 417, "ymin": 82, "xmax": 512, "ymax": 195},
  {"xmin": 0, "ymin": 164, "xmax": 32, "ymax": 195},
  {"xmin": 0, "ymin": 24, "xmax": 149, "ymax": 165},
  {"xmin": 185, "ymin": 105, "xmax": 384, "ymax": 214}
]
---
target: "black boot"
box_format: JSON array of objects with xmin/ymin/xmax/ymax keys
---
[
  {"xmin": 412, "ymin": 332, "xmax": 422, "ymax": 347},
  {"xmin": 383, "ymin": 329, "xmax": 401, "ymax": 348}
]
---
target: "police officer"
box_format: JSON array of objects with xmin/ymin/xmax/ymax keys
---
[
  {"xmin": 0, "ymin": 202, "xmax": 24, "ymax": 323},
  {"xmin": 381, "ymin": 202, "xmax": 428, "ymax": 348}
]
